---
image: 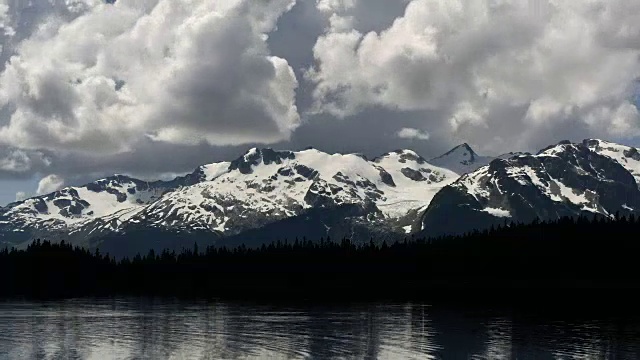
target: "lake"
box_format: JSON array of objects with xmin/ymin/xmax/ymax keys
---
[{"xmin": 0, "ymin": 298, "xmax": 639, "ymax": 359}]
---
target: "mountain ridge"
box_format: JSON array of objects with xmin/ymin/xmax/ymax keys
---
[
  {"xmin": 0, "ymin": 144, "xmax": 479, "ymax": 252},
  {"xmin": 420, "ymin": 139, "xmax": 640, "ymax": 237},
  {"xmin": 3, "ymin": 139, "xmax": 640, "ymax": 257}
]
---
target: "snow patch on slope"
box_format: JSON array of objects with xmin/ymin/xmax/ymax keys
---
[
  {"xmin": 375, "ymin": 150, "xmax": 459, "ymax": 217},
  {"xmin": 200, "ymin": 162, "xmax": 231, "ymax": 181}
]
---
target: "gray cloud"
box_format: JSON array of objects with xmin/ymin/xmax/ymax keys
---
[
  {"xmin": 0, "ymin": 0, "xmax": 299, "ymax": 155},
  {"xmin": 0, "ymin": 147, "xmax": 50, "ymax": 178},
  {"xmin": 0, "ymin": 0, "xmax": 638, "ymax": 193}
]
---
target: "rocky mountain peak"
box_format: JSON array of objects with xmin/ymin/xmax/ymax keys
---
[{"xmin": 429, "ymin": 142, "xmax": 494, "ymax": 175}]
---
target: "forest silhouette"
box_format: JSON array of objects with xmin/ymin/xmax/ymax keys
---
[{"xmin": 1, "ymin": 214, "xmax": 639, "ymax": 301}]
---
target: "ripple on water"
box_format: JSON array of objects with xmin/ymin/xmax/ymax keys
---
[{"xmin": 0, "ymin": 299, "xmax": 639, "ymax": 359}]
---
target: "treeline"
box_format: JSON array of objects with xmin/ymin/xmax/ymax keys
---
[{"xmin": 1, "ymin": 214, "xmax": 640, "ymax": 300}]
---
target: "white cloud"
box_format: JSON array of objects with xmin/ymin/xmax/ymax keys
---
[
  {"xmin": 0, "ymin": 0, "xmax": 639, "ymax": 186},
  {"xmin": 396, "ymin": 127, "xmax": 430, "ymax": 140},
  {"xmin": 37, "ymin": 174, "xmax": 65, "ymax": 195},
  {"xmin": 15, "ymin": 191, "xmax": 26, "ymax": 201},
  {"xmin": 0, "ymin": 0, "xmax": 299, "ymax": 155},
  {"xmin": 309, "ymin": 0, "xmax": 640, "ymax": 152}
]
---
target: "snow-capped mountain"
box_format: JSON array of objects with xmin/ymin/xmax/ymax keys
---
[
  {"xmin": 104, "ymin": 148, "xmax": 458, "ymax": 238},
  {"xmin": 0, "ymin": 170, "xmax": 211, "ymax": 247},
  {"xmin": 4, "ymin": 139, "xmax": 640, "ymax": 256},
  {"xmin": 0, "ymin": 146, "xmax": 462, "ymax": 252},
  {"xmin": 420, "ymin": 140, "xmax": 640, "ymax": 237},
  {"xmin": 429, "ymin": 143, "xmax": 494, "ymax": 174}
]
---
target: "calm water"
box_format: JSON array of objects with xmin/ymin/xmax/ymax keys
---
[{"xmin": 0, "ymin": 298, "xmax": 639, "ymax": 359}]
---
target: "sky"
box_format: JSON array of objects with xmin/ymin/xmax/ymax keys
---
[{"xmin": 0, "ymin": 0, "xmax": 639, "ymax": 204}]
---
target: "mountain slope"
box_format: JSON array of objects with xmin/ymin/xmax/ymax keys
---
[{"xmin": 420, "ymin": 140, "xmax": 640, "ymax": 237}]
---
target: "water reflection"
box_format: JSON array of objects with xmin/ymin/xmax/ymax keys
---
[
  {"xmin": 472, "ymin": 317, "xmax": 513, "ymax": 360},
  {"xmin": 0, "ymin": 299, "xmax": 638, "ymax": 359}
]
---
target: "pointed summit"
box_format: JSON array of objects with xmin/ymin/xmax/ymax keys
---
[
  {"xmin": 429, "ymin": 143, "xmax": 493, "ymax": 175},
  {"xmin": 439, "ymin": 143, "xmax": 477, "ymax": 158}
]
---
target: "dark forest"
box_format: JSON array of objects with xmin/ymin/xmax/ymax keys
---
[{"xmin": 2, "ymin": 214, "xmax": 640, "ymax": 301}]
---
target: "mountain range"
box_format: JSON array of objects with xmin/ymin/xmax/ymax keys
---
[{"xmin": 1, "ymin": 139, "xmax": 638, "ymax": 257}]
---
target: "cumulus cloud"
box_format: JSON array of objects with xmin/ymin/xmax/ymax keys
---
[
  {"xmin": 15, "ymin": 191, "xmax": 26, "ymax": 202},
  {"xmin": 396, "ymin": 127, "xmax": 430, "ymax": 140},
  {"xmin": 0, "ymin": 0, "xmax": 299, "ymax": 155},
  {"xmin": 0, "ymin": 0, "xmax": 639, "ymax": 193},
  {"xmin": 37, "ymin": 174, "xmax": 65, "ymax": 195},
  {"xmin": 308, "ymin": 0, "xmax": 640, "ymax": 152}
]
